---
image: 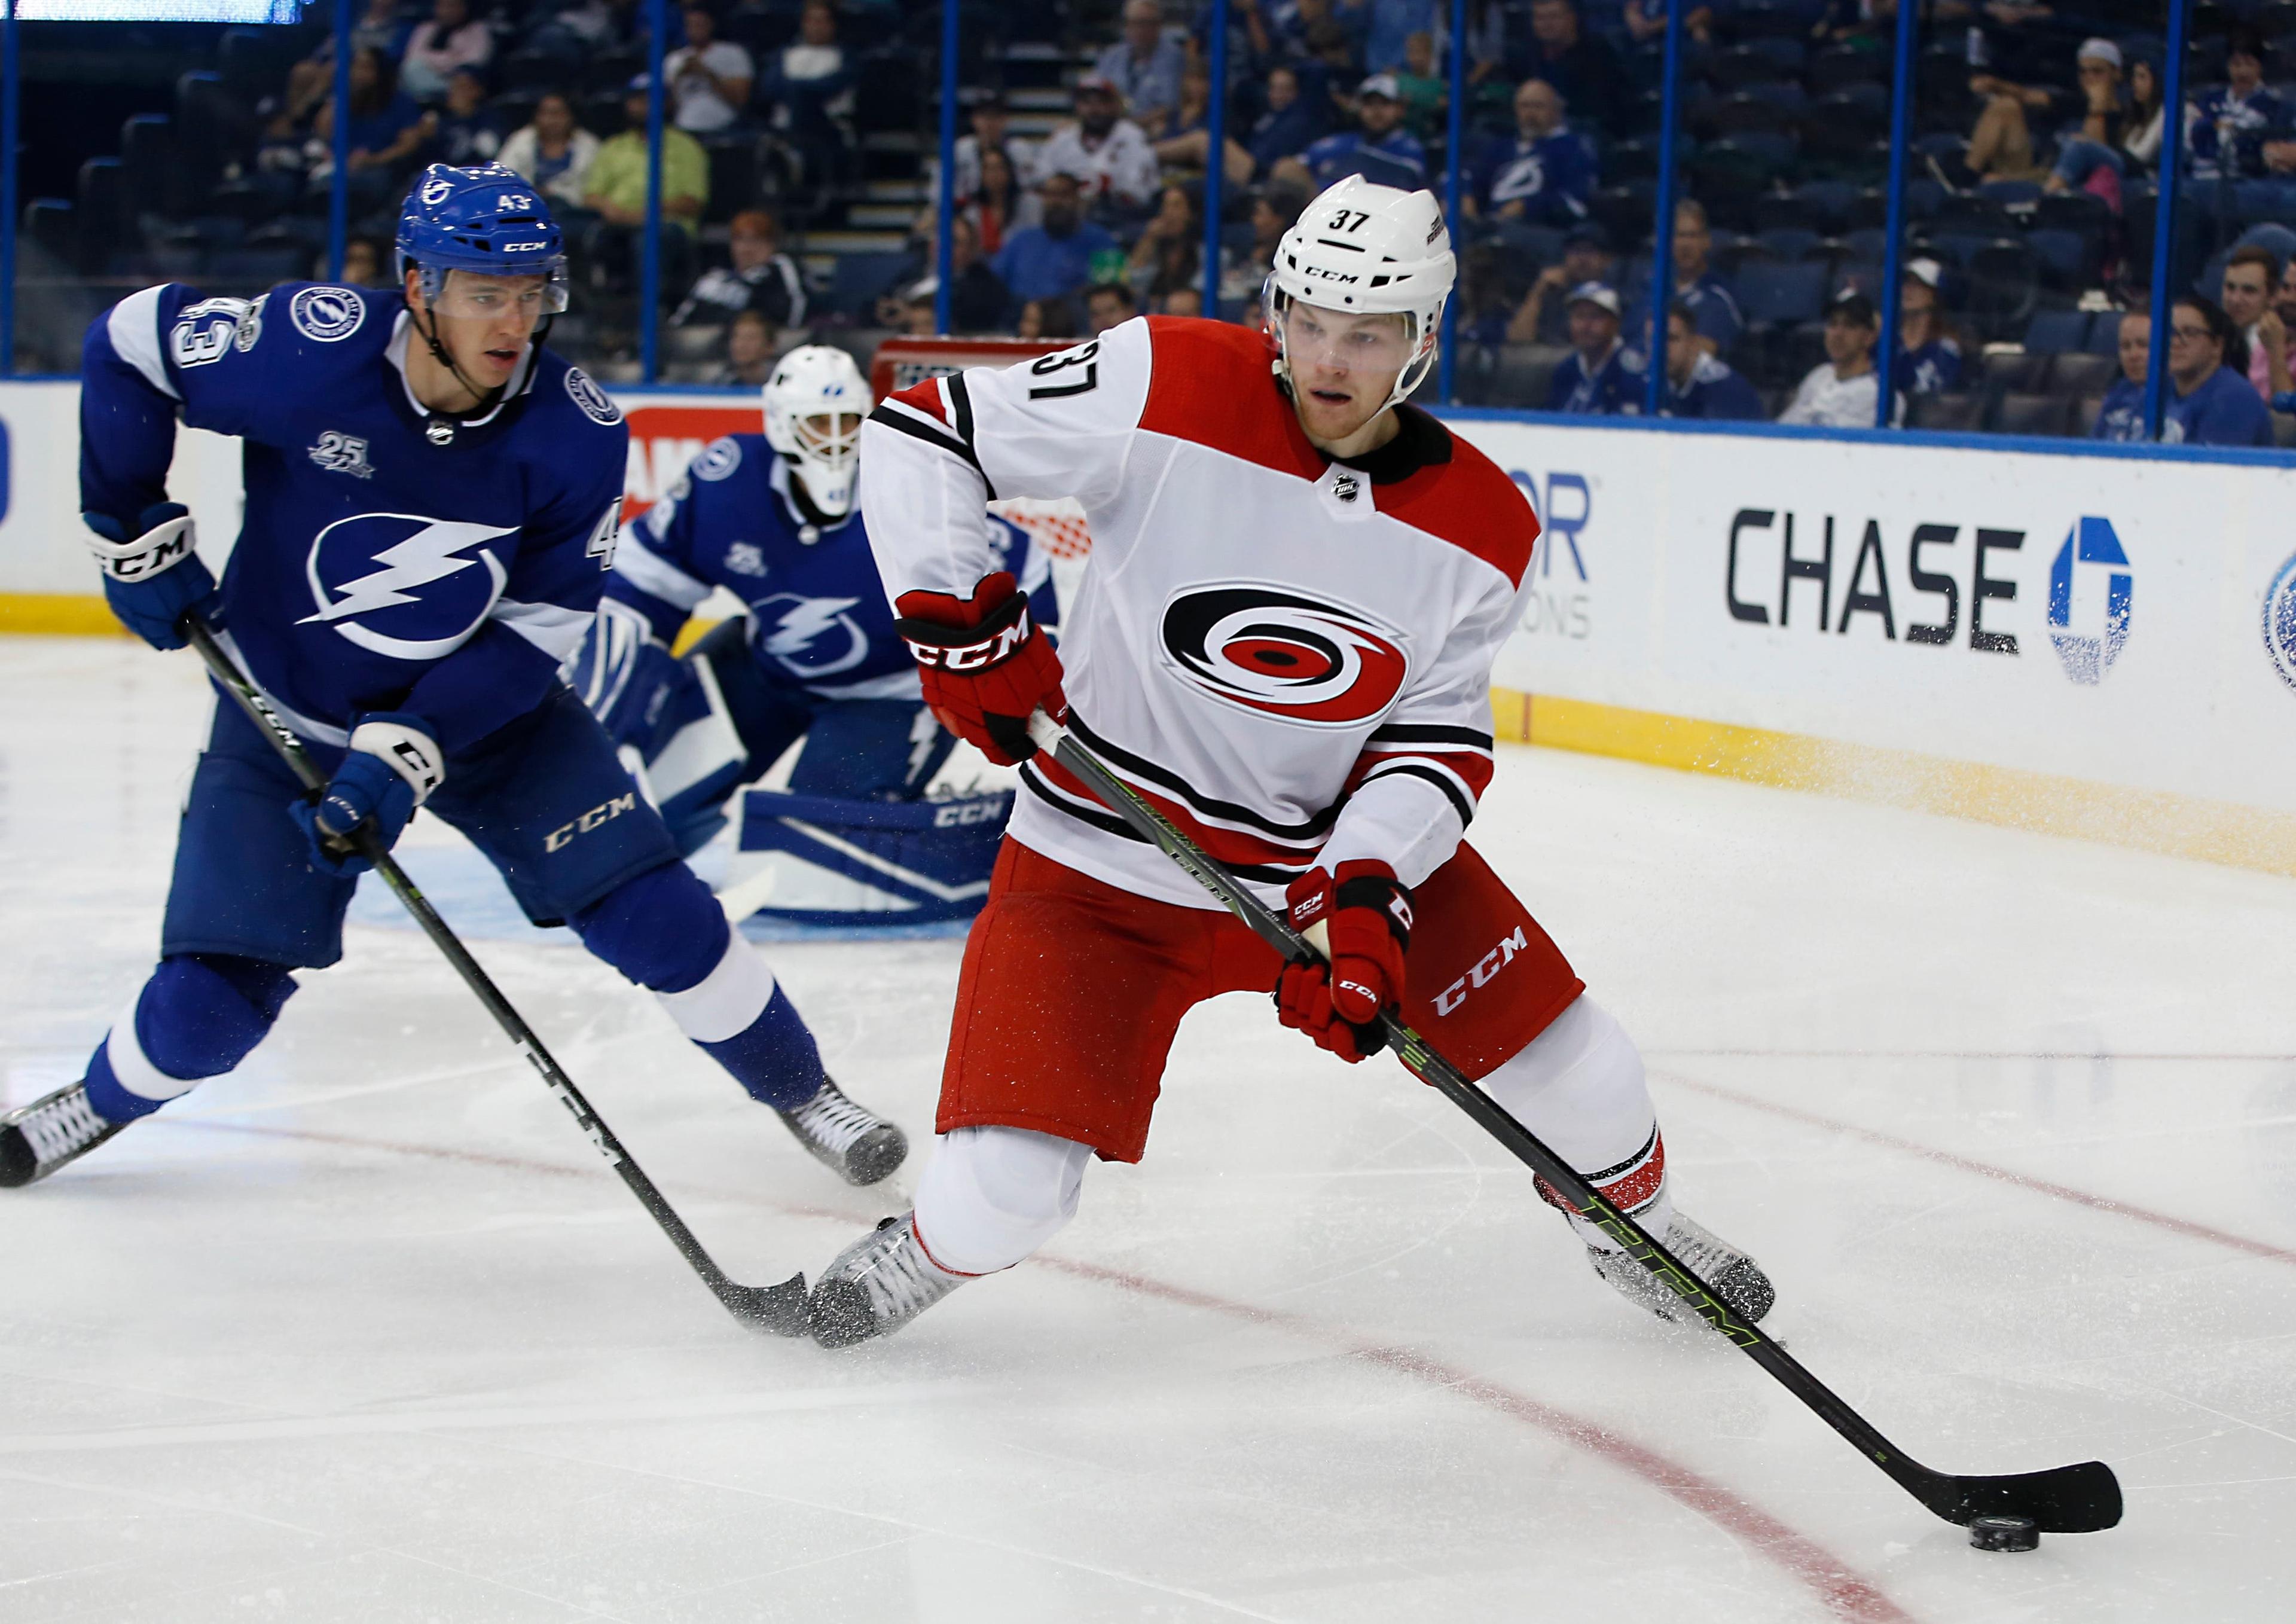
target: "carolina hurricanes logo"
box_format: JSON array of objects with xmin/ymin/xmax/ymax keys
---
[{"xmin": 1159, "ymin": 582, "xmax": 1409, "ymax": 726}]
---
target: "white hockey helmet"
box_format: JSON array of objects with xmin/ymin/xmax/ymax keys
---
[
  {"xmin": 1265, "ymin": 175, "xmax": 1456, "ymax": 410},
  {"xmin": 762, "ymin": 344, "xmax": 869, "ymax": 518}
]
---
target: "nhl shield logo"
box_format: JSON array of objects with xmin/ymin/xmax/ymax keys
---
[
  {"xmin": 564, "ymin": 368, "xmax": 622, "ymax": 425},
  {"xmin": 2265, "ymin": 551, "xmax": 2296, "ymax": 692}
]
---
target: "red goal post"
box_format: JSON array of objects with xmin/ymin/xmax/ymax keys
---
[{"xmin": 868, "ymin": 337, "xmax": 1096, "ymax": 563}]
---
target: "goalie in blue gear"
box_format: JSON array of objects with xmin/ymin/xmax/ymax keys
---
[
  {"xmin": 562, "ymin": 344, "xmax": 1054, "ymax": 926},
  {"xmin": 1, "ymin": 164, "xmax": 908, "ymax": 1199}
]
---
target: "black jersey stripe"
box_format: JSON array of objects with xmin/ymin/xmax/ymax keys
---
[
  {"xmin": 1019, "ymin": 765, "xmax": 1311, "ymax": 886},
  {"xmin": 868, "ymin": 400, "xmax": 999, "ymax": 500},
  {"xmin": 1356, "ymin": 760, "xmax": 1477, "ymax": 827},
  {"xmin": 947, "ymin": 371, "xmax": 978, "ymax": 446},
  {"xmin": 1068, "ymin": 715, "xmax": 1339, "ymax": 842},
  {"xmin": 1367, "ymin": 722, "xmax": 1496, "ymax": 752}
]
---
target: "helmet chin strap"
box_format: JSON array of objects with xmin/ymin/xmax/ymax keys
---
[{"xmin": 409, "ymin": 288, "xmax": 547, "ymax": 441}]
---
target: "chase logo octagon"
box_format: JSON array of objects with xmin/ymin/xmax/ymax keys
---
[
  {"xmin": 1159, "ymin": 582, "xmax": 1409, "ymax": 726},
  {"xmin": 289, "ymin": 286, "xmax": 365, "ymax": 342},
  {"xmin": 564, "ymin": 368, "xmax": 622, "ymax": 426}
]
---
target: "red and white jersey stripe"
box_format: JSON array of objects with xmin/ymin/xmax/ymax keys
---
[{"xmin": 864, "ymin": 315, "xmax": 1540, "ymax": 909}]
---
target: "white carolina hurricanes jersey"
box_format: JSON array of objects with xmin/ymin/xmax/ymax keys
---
[{"xmin": 862, "ymin": 315, "xmax": 1542, "ymax": 909}]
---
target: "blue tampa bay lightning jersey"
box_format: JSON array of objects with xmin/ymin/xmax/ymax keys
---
[
  {"xmin": 603, "ymin": 432, "xmax": 1055, "ymax": 702},
  {"xmin": 81, "ymin": 281, "xmax": 626, "ymax": 752}
]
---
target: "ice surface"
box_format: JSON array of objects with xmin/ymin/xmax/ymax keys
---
[{"xmin": 4, "ymin": 637, "xmax": 2294, "ymax": 1623}]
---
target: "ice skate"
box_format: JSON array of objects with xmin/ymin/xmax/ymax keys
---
[
  {"xmin": 808, "ymin": 1211, "xmax": 967, "ymax": 1348},
  {"xmin": 0, "ymin": 1082, "xmax": 128, "ymax": 1189},
  {"xmin": 777, "ymin": 1077, "xmax": 908, "ymax": 1186},
  {"xmin": 1587, "ymin": 1210, "xmax": 1775, "ymax": 1327}
]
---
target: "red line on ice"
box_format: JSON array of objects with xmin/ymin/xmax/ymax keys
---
[
  {"xmin": 164, "ymin": 1115, "xmax": 1919, "ymax": 1624},
  {"xmin": 1662, "ymin": 1071, "xmax": 2296, "ymax": 1267}
]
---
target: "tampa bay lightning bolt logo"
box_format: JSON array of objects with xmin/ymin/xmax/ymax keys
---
[
  {"xmin": 756, "ymin": 594, "xmax": 869, "ymax": 676},
  {"xmin": 2265, "ymin": 551, "xmax": 2296, "ymax": 693},
  {"xmin": 301, "ymin": 513, "xmax": 518, "ymax": 660},
  {"xmin": 564, "ymin": 367, "xmax": 622, "ymax": 425},
  {"xmin": 1159, "ymin": 582, "xmax": 1409, "ymax": 725},
  {"xmin": 2046, "ymin": 516, "xmax": 2133, "ymax": 686},
  {"xmin": 289, "ymin": 285, "xmax": 364, "ymax": 343}
]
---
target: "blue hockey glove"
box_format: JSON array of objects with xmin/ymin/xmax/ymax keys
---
[
  {"xmin": 81, "ymin": 504, "xmax": 219, "ymax": 651},
  {"xmin": 564, "ymin": 598, "xmax": 679, "ymax": 748},
  {"xmin": 289, "ymin": 715, "xmax": 445, "ymax": 877}
]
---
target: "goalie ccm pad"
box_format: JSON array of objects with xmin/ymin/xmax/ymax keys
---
[{"xmin": 722, "ymin": 787, "xmax": 1012, "ymax": 927}]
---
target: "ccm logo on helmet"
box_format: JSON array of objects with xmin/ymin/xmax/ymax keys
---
[{"xmin": 1160, "ymin": 582, "xmax": 1408, "ymax": 726}]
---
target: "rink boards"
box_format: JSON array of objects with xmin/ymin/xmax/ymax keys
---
[{"xmin": 5, "ymin": 377, "xmax": 2294, "ymax": 871}]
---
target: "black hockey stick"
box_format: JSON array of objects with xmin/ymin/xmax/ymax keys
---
[
  {"xmin": 1026, "ymin": 714, "xmax": 2121, "ymax": 1536},
  {"xmin": 182, "ymin": 612, "xmax": 808, "ymax": 1336}
]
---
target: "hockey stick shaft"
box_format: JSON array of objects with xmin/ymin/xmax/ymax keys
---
[
  {"xmin": 181, "ymin": 615, "xmax": 805, "ymax": 1333},
  {"xmin": 1027, "ymin": 714, "xmax": 2120, "ymax": 1533}
]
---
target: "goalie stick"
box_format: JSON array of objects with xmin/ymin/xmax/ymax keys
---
[
  {"xmin": 1026, "ymin": 712, "xmax": 2123, "ymax": 1536},
  {"xmin": 182, "ymin": 612, "xmax": 810, "ymax": 1337}
]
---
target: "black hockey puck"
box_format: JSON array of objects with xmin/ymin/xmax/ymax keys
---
[{"xmin": 1968, "ymin": 1515, "xmax": 2040, "ymax": 1553}]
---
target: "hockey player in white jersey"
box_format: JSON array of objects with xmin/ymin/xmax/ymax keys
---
[{"xmin": 807, "ymin": 175, "xmax": 1775, "ymax": 1346}]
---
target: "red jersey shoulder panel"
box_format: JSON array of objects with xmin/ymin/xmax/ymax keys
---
[
  {"xmin": 1374, "ymin": 431, "xmax": 1540, "ymax": 590},
  {"xmin": 1138, "ymin": 316, "xmax": 1327, "ymax": 483}
]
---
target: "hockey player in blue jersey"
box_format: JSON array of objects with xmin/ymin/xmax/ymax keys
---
[
  {"xmin": 564, "ymin": 345, "xmax": 1055, "ymax": 911},
  {"xmin": 0, "ymin": 164, "xmax": 909, "ymax": 1196}
]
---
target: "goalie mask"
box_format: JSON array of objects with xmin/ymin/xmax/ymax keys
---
[
  {"xmin": 763, "ymin": 345, "xmax": 868, "ymax": 519},
  {"xmin": 1265, "ymin": 175, "xmax": 1456, "ymax": 411}
]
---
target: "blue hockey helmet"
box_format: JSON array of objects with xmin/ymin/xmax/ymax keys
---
[{"xmin": 395, "ymin": 163, "xmax": 570, "ymax": 313}]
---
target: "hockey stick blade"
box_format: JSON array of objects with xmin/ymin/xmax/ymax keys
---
[
  {"xmin": 1025, "ymin": 713, "xmax": 2124, "ymax": 1535},
  {"xmin": 181, "ymin": 613, "xmax": 814, "ymax": 1339}
]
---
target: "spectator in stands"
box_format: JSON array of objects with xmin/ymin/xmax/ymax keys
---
[
  {"xmin": 759, "ymin": 0, "xmax": 857, "ymax": 194},
  {"xmin": 430, "ymin": 69, "xmax": 503, "ymax": 166},
  {"xmin": 1220, "ymin": 180, "xmax": 1310, "ymax": 306},
  {"xmin": 2045, "ymin": 45, "xmax": 2163, "ymax": 199},
  {"xmin": 2160, "ymin": 295, "xmax": 2274, "ymax": 445},
  {"xmin": 992, "ymin": 172, "xmax": 1120, "ymax": 313},
  {"xmin": 527, "ymin": 0, "xmax": 644, "ymax": 63},
  {"xmin": 664, "ymin": 4, "xmax": 755, "ymax": 134},
  {"xmin": 1519, "ymin": 0, "xmax": 1625, "ymax": 140},
  {"xmin": 2092, "ymin": 309, "xmax": 2149, "ymax": 441},
  {"xmin": 2278, "ymin": 257, "xmax": 2296, "ymax": 340},
  {"xmin": 1128, "ymin": 185, "xmax": 1204, "ymax": 305},
  {"xmin": 2220, "ymin": 246, "xmax": 2292, "ymax": 401},
  {"xmin": 401, "ymin": 0, "xmax": 493, "ymax": 105},
  {"xmin": 312, "ymin": 47, "xmax": 429, "ymax": 212},
  {"xmin": 500, "ymin": 90, "xmax": 602, "ymax": 212},
  {"xmin": 1659, "ymin": 303, "xmax": 1763, "ymax": 420},
  {"xmin": 1348, "ymin": 0, "xmax": 1434, "ymax": 76},
  {"xmin": 1662, "ymin": 200, "xmax": 1739, "ymax": 358},
  {"xmin": 1086, "ymin": 282, "xmax": 1141, "ymax": 336},
  {"xmin": 941, "ymin": 213, "xmax": 1012, "ymax": 333},
  {"xmin": 1148, "ymin": 66, "xmax": 1256, "ymax": 187},
  {"xmin": 1895, "ymin": 259, "xmax": 1964, "ymax": 395},
  {"xmin": 1036, "ymin": 74, "xmax": 1162, "ymax": 215},
  {"xmin": 1016, "ymin": 296, "xmax": 1080, "ymax": 341},
  {"xmin": 951, "ymin": 93, "xmax": 1039, "ymax": 203},
  {"xmin": 1392, "ymin": 32, "xmax": 1446, "ymax": 139},
  {"xmin": 1241, "ymin": 65, "xmax": 1324, "ymax": 178},
  {"xmin": 325, "ymin": 235, "xmax": 386, "ymax": 286},
  {"xmin": 718, "ymin": 309, "xmax": 780, "ymax": 385},
  {"xmin": 1779, "ymin": 291, "xmax": 1903, "ymax": 428},
  {"xmin": 1507, "ymin": 225, "xmax": 1614, "ymax": 344},
  {"xmin": 1625, "ymin": 0, "xmax": 1708, "ymax": 47},
  {"xmin": 1466, "ymin": 79, "xmax": 1593, "ymax": 230},
  {"xmin": 1098, "ymin": 0, "xmax": 1187, "ymax": 126},
  {"xmin": 1547, "ymin": 284, "xmax": 1645, "ymax": 414},
  {"xmin": 674, "ymin": 209, "xmax": 807, "ymax": 328},
  {"xmin": 287, "ymin": 0, "xmax": 414, "ymax": 125},
  {"xmin": 1162, "ymin": 286, "xmax": 1204, "ymax": 316},
  {"xmin": 2190, "ymin": 32, "xmax": 2283, "ymax": 182},
  {"xmin": 584, "ymin": 78, "xmax": 710, "ymax": 292},
  {"xmin": 1967, "ymin": 36, "xmax": 2130, "ymax": 185},
  {"xmin": 1290, "ymin": 74, "xmax": 1427, "ymax": 191},
  {"xmin": 964, "ymin": 146, "xmax": 1041, "ymax": 257}
]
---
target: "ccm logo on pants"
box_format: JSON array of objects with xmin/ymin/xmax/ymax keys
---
[
  {"xmin": 545, "ymin": 792, "xmax": 638, "ymax": 852},
  {"xmin": 1434, "ymin": 926, "xmax": 1531, "ymax": 1016}
]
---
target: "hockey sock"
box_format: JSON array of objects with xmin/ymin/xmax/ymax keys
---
[
  {"xmin": 572, "ymin": 862, "xmax": 827, "ymax": 1111},
  {"xmin": 911, "ymin": 1125, "xmax": 1092, "ymax": 1275},
  {"xmin": 1476, "ymin": 996, "xmax": 1674, "ymax": 1251},
  {"xmin": 82, "ymin": 953, "xmax": 298, "ymax": 1124}
]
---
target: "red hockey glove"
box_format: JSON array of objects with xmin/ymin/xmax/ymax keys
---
[
  {"xmin": 1273, "ymin": 861, "xmax": 1414, "ymax": 1063},
  {"xmin": 893, "ymin": 570, "xmax": 1066, "ymax": 766}
]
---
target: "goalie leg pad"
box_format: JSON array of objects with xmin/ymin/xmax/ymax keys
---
[
  {"xmin": 912, "ymin": 1124, "xmax": 1092, "ymax": 1276},
  {"xmin": 728, "ymin": 786, "xmax": 1012, "ymax": 926},
  {"xmin": 83, "ymin": 953, "xmax": 298, "ymax": 1124},
  {"xmin": 572, "ymin": 862, "xmax": 828, "ymax": 1111},
  {"xmin": 1474, "ymin": 994, "xmax": 1675, "ymax": 1246}
]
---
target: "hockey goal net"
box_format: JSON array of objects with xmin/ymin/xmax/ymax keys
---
[{"xmin": 868, "ymin": 337, "xmax": 1095, "ymax": 563}]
